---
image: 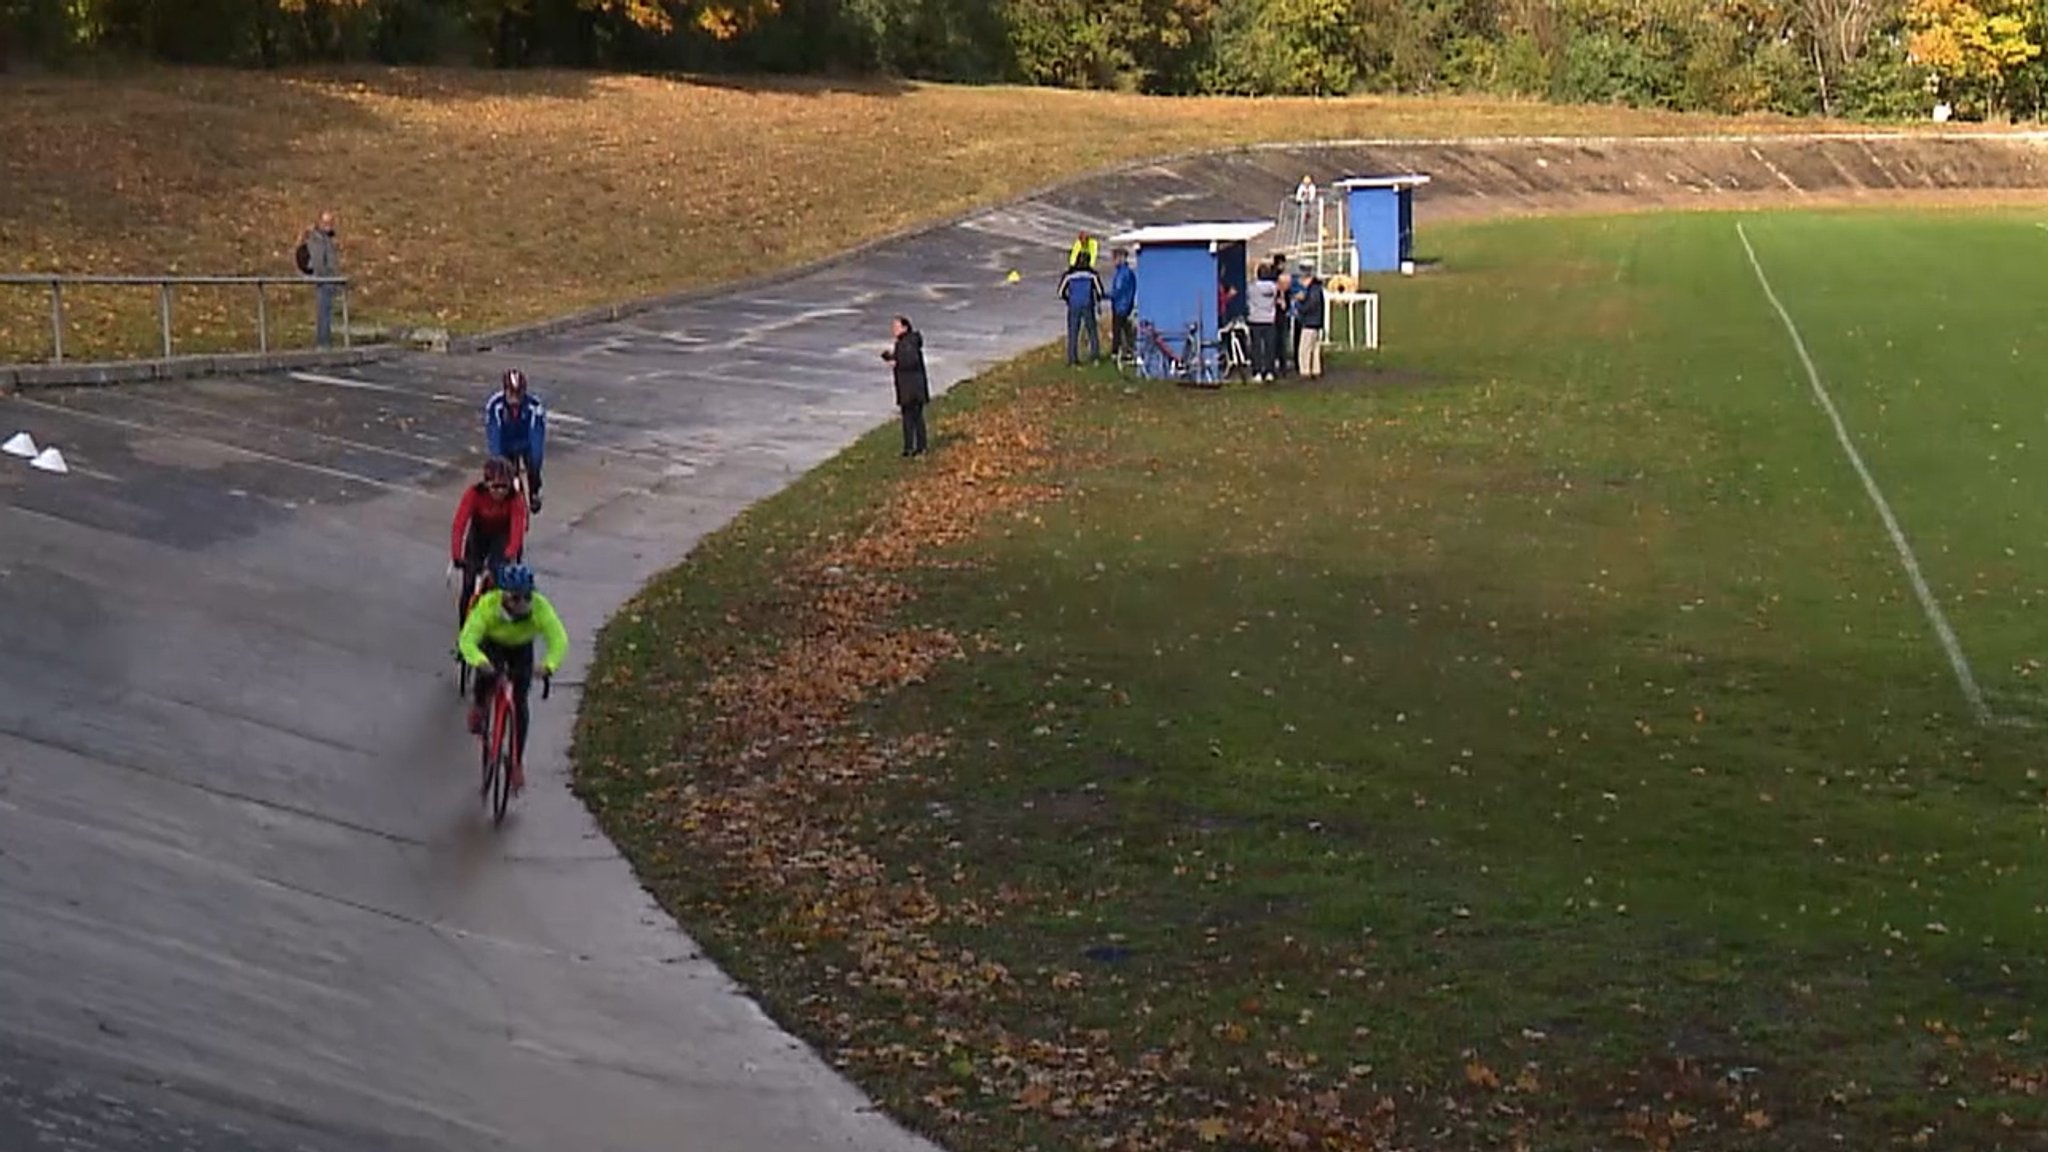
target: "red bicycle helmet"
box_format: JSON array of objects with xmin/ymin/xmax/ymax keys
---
[{"xmin": 501, "ymin": 368, "xmax": 527, "ymax": 394}]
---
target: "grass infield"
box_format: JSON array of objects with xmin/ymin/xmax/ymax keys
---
[{"xmin": 573, "ymin": 207, "xmax": 2048, "ymax": 1151}]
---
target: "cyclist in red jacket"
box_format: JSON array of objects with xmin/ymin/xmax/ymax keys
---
[{"xmin": 451, "ymin": 456, "xmax": 529, "ymax": 625}]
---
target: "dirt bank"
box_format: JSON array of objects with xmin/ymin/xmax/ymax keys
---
[{"xmin": 1034, "ymin": 133, "xmax": 2048, "ymax": 235}]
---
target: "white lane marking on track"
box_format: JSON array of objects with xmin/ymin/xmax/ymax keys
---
[
  {"xmin": 4, "ymin": 395, "xmax": 440, "ymax": 500},
  {"xmin": 1736, "ymin": 220, "xmax": 1992, "ymax": 727},
  {"xmin": 97, "ymin": 391, "xmax": 456, "ymax": 469},
  {"xmin": 289, "ymin": 371, "xmax": 590, "ymax": 425}
]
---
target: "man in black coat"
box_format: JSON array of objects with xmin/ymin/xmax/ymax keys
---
[{"xmin": 881, "ymin": 315, "xmax": 930, "ymax": 458}]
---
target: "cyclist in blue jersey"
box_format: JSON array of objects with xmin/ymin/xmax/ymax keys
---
[{"xmin": 485, "ymin": 368, "xmax": 548, "ymax": 515}]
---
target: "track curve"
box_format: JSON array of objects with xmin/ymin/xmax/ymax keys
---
[{"xmin": 3, "ymin": 131, "xmax": 2047, "ymax": 1151}]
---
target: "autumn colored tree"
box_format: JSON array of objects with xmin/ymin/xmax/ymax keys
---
[
  {"xmin": 1904, "ymin": 0, "xmax": 2043, "ymax": 115},
  {"xmin": 0, "ymin": 0, "xmax": 1970, "ymax": 118}
]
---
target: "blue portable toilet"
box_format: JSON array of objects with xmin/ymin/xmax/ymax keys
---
[
  {"xmin": 1108, "ymin": 221, "xmax": 1274, "ymax": 378},
  {"xmin": 1334, "ymin": 174, "xmax": 1430, "ymax": 273}
]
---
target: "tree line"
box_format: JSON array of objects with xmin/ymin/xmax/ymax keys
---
[{"xmin": 4, "ymin": 0, "xmax": 2047, "ymax": 121}]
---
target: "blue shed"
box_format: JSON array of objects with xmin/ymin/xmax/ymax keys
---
[
  {"xmin": 1109, "ymin": 221, "xmax": 1274, "ymax": 378},
  {"xmin": 1335, "ymin": 174, "xmax": 1430, "ymax": 273}
]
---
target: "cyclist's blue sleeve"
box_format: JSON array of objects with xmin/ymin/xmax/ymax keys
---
[
  {"xmin": 484, "ymin": 398, "xmax": 505, "ymax": 458},
  {"xmin": 529, "ymin": 403, "xmax": 547, "ymax": 470}
]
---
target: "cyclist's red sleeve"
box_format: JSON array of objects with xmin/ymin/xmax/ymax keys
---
[
  {"xmin": 507, "ymin": 495, "xmax": 528, "ymax": 559},
  {"xmin": 451, "ymin": 487, "xmax": 478, "ymax": 562}
]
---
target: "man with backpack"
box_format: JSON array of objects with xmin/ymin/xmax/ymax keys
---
[{"xmin": 295, "ymin": 210, "xmax": 341, "ymax": 349}]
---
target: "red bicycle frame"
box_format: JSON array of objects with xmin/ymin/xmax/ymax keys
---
[
  {"xmin": 478, "ymin": 663, "xmax": 521, "ymax": 825},
  {"xmin": 475, "ymin": 657, "xmax": 549, "ymax": 826}
]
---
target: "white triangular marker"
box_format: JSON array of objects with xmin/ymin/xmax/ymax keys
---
[
  {"xmin": 29, "ymin": 447, "xmax": 67, "ymax": 474},
  {"xmin": 2, "ymin": 432, "xmax": 36, "ymax": 458}
]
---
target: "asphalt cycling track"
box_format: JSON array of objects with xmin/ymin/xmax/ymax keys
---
[{"xmin": 0, "ymin": 190, "xmax": 1180, "ymax": 1152}]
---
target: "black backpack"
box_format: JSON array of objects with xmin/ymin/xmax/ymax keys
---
[{"xmin": 294, "ymin": 239, "xmax": 313, "ymax": 275}]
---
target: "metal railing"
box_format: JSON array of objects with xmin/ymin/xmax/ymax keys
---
[{"xmin": 0, "ymin": 274, "xmax": 351, "ymax": 363}]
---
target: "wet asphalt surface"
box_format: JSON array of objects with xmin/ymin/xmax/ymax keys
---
[{"xmin": 0, "ymin": 175, "xmax": 1271, "ymax": 1152}]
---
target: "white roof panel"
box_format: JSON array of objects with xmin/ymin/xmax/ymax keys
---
[
  {"xmin": 1333, "ymin": 174, "xmax": 1432, "ymax": 189},
  {"xmin": 1109, "ymin": 221, "xmax": 1276, "ymax": 246}
]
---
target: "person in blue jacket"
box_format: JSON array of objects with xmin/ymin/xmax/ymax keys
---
[
  {"xmin": 485, "ymin": 368, "xmax": 548, "ymax": 515},
  {"xmin": 1107, "ymin": 247, "xmax": 1138, "ymax": 362},
  {"xmin": 1058, "ymin": 256, "xmax": 1107, "ymax": 366}
]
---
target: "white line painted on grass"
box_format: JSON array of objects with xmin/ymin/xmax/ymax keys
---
[
  {"xmin": 289, "ymin": 370, "xmax": 590, "ymax": 425},
  {"xmin": 1736, "ymin": 220, "xmax": 1993, "ymax": 726}
]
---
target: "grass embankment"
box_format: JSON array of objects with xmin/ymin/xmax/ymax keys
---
[
  {"xmin": 579, "ymin": 207, "xmax": 2048, "ymax": 1152},
  {"xmin": 0, "ymin": 65, "xmax": 1880, "ymax": 364}
]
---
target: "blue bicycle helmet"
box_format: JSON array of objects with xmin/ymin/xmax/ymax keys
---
[{"xmin": 494, "ymin": 562, "xmax": 536, "ymax": 595}]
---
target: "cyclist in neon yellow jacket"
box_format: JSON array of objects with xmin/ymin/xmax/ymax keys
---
[{"xmin": 459, "ymin": 561, "xmax": 568, "ymax": 785}]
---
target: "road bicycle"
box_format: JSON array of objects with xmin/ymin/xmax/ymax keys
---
[
  {"xmin": 1128, "ymin": 319, "xmax": 1225, "ymax": 387},
  {"xmin": 477, "ymin": 658, "xmax": 550, "ymax": 826},
  {"xmin": 453, "ymin": 561, "xmax": 496, "ymax": 697},
  {"xmin": 508, "ymin": 452, "xmax": 541, "ymax": 514}
]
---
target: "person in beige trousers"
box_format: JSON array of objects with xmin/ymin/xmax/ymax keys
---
[{"xmin": 1294, "ymin": 265, "xmax": 1327, "ymax": 379}]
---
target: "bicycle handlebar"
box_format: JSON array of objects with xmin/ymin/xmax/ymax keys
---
[{"xmin": 471, "ymin": 658, "xmax": 552, "ymax": 701}]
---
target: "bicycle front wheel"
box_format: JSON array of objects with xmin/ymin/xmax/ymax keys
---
[
  {"xmin": 480, "ymin": 706, "xmax": 500, "ymax": 799},
  {"xmin": 485, "ymin": 686, "xmax": 516, "ymax": 825},
  {"xmin": 489, "ymin": 746, "xmax": 513, "ymax": 825}
]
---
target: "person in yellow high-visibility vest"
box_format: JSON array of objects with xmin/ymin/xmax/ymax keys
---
[{"xmin": 1068, "ymin": 231, "xmax": 1099, "ymax": 269}]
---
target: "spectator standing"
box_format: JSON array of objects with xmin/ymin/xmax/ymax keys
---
[
  {"xmin": 298, "ymin": 210, "xmax": 341, "ymax": 349},
  {"xmin": 1296, "ymin": 267, "xmax": 1327, "ymax": 379},
  {"xmin": 1291, "ymin": 262, "xmax": 1319, "ymax": 374},
  {"xmin": 1058, "ymin": 256, "xmax": 1106, "ymax": 366},
  {"xmin": 1218, "ymin": 279, "xmax": 1243, "ymax": 325},
  {"xmin": 1273, "ymin": 263, "xmax": 1296, "ymax": 377},
  {"xmin": 1068, "ymin": 230, "xmax": 1100, "ymax": 269},
  {"xmin": 1245, "ymin": 261, "xmax": 1279, "ymax": 382},
  {"xmin": 881, "ymin": 315, "xmax": 930, "ymax": 457},
  {"xmin": 1108, "ymin": 247, "xmax": 1138, "ymax": 362}
]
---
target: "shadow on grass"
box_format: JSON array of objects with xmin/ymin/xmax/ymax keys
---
[
  {"xmin": 271, "ymin": 63, "xmax": 608, "ymax": 102},
  {"xmin": 670, "ymin": 69, "xmax": 916, "ymax": 98}
]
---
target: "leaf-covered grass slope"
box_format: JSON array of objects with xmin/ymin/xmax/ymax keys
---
[{"xmin": 574, "ymin": 208, "xmax": 2048, "ymax": 1152}]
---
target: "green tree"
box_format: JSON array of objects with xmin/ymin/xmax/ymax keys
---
[
  {"xmin": 1795, "ymin": 0, "xmax": 1900, "ymax": 113},
  {"xmin": 1002, "ymin": 0, "xmax": 1136, "ymax": 88},
  {"xmin": 1200, "ymin": 0, "xmax": 1370, "ymax": 95}
]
